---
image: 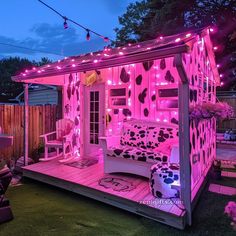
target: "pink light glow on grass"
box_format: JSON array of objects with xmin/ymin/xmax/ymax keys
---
[
  {"xmin": 185, "ymin": 33, "xmax": 191, "ymax": 38},
  {"xmin": 119, "ymin": 51, "xmax": 124, "ymax": 55},
  {"xmin": 93, "ymin": 59, "xmax": 98, "ymax": 63},
  {"xmin": 72, "ymin": 64, "xmax": 76, "ymax": 67}
]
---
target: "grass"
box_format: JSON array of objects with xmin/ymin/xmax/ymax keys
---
[{"xmin": 0, "ymin": 177, "xmax": 235, "ymax": 236}]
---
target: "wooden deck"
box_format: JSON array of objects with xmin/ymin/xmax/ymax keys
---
[{"xmin": 22, "ymin": 159, "xmax": 186, "ymax": 229}]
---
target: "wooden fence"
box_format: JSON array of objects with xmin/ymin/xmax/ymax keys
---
[
  {"xmin": 217, "ymin": 96, "xmax": 236, "ymax": 132},
  {"xmin": 0, "ymin": 105, "xmax": 61, "ymax": 161}
]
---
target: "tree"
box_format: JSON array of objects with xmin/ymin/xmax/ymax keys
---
[
  {"xmin": 115, "ymin": 0, "xmax": 236, "ymax": 90},
  {"xmin": 0, "ymin": 57, "xmax": 52, "ymax": 98}
]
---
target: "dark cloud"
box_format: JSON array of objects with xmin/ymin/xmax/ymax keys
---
[{"xmin": 0, "ymin": 23, "xmax": 107, "ymax": 60}]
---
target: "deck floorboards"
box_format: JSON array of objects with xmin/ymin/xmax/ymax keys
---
[{"xmin": 22, "ymin": 159, "xmax": 186, "ymax": 229}]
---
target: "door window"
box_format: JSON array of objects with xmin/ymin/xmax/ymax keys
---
[{"xmin": 89, "ymin": 91, "xmax": 99, "ymax": 144}]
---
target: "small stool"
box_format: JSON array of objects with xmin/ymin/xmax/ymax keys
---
[{"xmin": 150, "ymin": 163, "xmax": 180, "ymax": 198}]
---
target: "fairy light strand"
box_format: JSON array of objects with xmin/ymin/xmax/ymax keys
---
[{"xmin": 38, "ymin": 0, "xmax": 112, "ymax": 42}]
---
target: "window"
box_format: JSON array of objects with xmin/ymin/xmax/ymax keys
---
[
  {"xmin": 108, "ymin": 85, "xmax": 128, "ymax": 108},
  {"xmin": 89, "ymin": 91, "xmax": 99, "ymax": 144},
  {"xmin": 156, "ymin": 85, "xmax": 178, "ymax": 110}
]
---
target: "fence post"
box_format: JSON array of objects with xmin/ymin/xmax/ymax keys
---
[{"xmin": 24, "ymin": 84, "xmax": 29, "ymax": 166}]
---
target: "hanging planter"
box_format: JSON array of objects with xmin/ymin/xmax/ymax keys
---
[{"xmin": 189, "ymin": 102, "xmax": 234, "ymax": 121}]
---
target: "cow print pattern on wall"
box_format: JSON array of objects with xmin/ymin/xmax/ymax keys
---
[
  {"xmin": 144, "ymin": 108, "xmax": 149, "ymax": 117},
  {"xmin": 190, "ymin": 118, "xmax": 216, "ymax": 190},
  {"xmin": 120, "ymin": 67, "xmax": 130, "ymax": 83},
  {"xmin": 150, "ymin": 163, "xmax": 180, "ymax": 198},
  {"xmin": 160, "ymin": 58, "xmax": 166, "ymax": 70},
  {"xmin": 138, "ymin": 88, "xmax": 148, "ymax": 104},
  {"xmin": 165, "ymin": 70, "xmax": 175, "ymax": 83},
  {"xmin": 107, "ymin": 146, "xmax": 168, "ymax": 164},
  {"xmin": 136, "ymin": 74, "xmax": 142, "ymax": 85},
  {"xmin": 122, "ymin": 108, "xmax": 132, "ymax": 117},
  {"xmin": 143, "ymin": 61, "xmax": 154, "ymax": 71}
]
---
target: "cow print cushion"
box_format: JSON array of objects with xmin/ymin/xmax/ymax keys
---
[
  {"xmin": 146, "ymin": 126, "xmax": 178, "ymax": 149},
  {"xmin": 107, "ymin": 146, "xmax": 169, "ymax": 164},
  {"xmin": 120, "ymin": 123, "xmax": 147, "ymax": 148},
  {"xmin": 150, "ymin": 163, "xmax": 180, "ymax": 198}
]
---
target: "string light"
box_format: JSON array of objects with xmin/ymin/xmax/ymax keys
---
[
  {"xmin": 38, "ymin": 0, "xmax": 112, "ymax": 42},
  {"xmin": 86, "ymin": 30, "xmax": 91, "ymax": 41},
  {"xmin": 63, "ymin": 17, "xmax": 68, "ymax": 29}
]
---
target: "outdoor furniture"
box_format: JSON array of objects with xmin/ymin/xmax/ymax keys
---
[
  {"xmin": 150, "ymin": 163, "xmax": 180, "ymax": 198},
  {"xmin": 100, "ymin": 120, "xmax": 179, "ymax": 178},
  {"xmin": 40, "ymin": 119, "xmax": 74, "ymax": 161},
  {"xmin": 0, "ymin": 128, "xmax": 14, "ymax": 223},
  {"xmin": 0, "ymin": 167, "xmax": 13, "ymax": 223},
  {"xmin": 0, "ymin": 134, "xmax": 13, "ymax": 149}
]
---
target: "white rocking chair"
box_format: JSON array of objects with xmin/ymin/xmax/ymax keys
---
[{"xmin": 39, "ymin": 119, "xmax": 74, "ymax": 162}]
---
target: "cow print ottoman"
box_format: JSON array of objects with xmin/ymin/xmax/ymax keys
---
[{"xmin": 150, "ymin": 163, "xmax": 180, "ymax": 198}]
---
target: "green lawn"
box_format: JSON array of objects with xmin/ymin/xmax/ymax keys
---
[{"xmin": 0, "ymin": 177, "xmax": 235, "ymax": 236}]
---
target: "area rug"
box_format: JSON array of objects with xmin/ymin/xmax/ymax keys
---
[
  {"xmin": 98, "ymin": 177, "xmax": 136, "ymax": 192},
  {"xmin": 65, "ymin": 158, "xmax": 98, "ymax": 169}
]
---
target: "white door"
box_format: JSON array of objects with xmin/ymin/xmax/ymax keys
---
[{"xmin": 83, "ymin": 83, "xmax": 105, "ymax": 156}]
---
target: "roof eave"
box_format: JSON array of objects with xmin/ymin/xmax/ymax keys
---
[{"xmin": 12, "ymin": 44, "xmax": 190, "ymax": 82}]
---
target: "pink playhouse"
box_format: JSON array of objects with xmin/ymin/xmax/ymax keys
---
[{"xmin": 12, "ymin": 27, "xmax": 220, "ymax": 229}]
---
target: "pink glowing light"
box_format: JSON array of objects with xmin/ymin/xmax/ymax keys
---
[
  {"xmin": 47, "ymin": 65, "xmax": 51, "ymax": 68},
  {"xmin": 186, "ymin": 33, "xmax": 191, "ymax": 38},
  {"xmin": 220, "ymin": 81, "xmax": 224, "ymax": 86},
  {"xmin": 107, "ymin": 80, "xmax": 112, "ymax": 85},
  {"xmin": 128, "ymin": 43, "xmax": 132, "ymax": 46},
  {"xmin": 72, "ymin": 64, "xmax": 76, "ymax": 67},
  {"xmin": 71, "ymin": 59, "xmax": 75, "ymax": 62},
  {"xmin": 220, "ymin": 74, "xmax": 223, "ymax": 78},
  {"xmin": 119, "ymin": 51, "xmax": 124, "ymax": 55},
  {"xmin": 175, "ymin": 38, "xmax": 181, "ymax": 42},
  {"xmin": 56, "ymin": 66, "xmax": 61, "ymax": 70},
  {"xmin": 32, "ymin": 67, "xmax": 36, "ymax": 70},
  {"xmin": 210, "ymin": 28, "xmax": 214, "ymax": 32},
  {"xmin": 213, "ymin": 46, "xmax": 218, "ymax": 51},
  {"xmin": 25, "ymin": 70, "xmax": 28, "ymax": 73},
  {"xmin": 159, "ymin": 36, "xmax": 163, "ymax": 40},
  {"xmin": 93, "ymin": 59, "xmax": 98, "ymax": 63},
  {"xmin": 22, "ymin": 73, "xmax": 26, "ymax": 76},
  {"xmin": 217, "ymin": 64, "xmax": 220, "ymax": 68},
  {"xmin": 146, "ymin": 47, "xmax": 151, "ymax": 50}
]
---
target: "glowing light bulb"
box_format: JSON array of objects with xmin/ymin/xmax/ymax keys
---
[{"xmin": 175, "ymin": 38, "xmax": 181, "ymax": 42}]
